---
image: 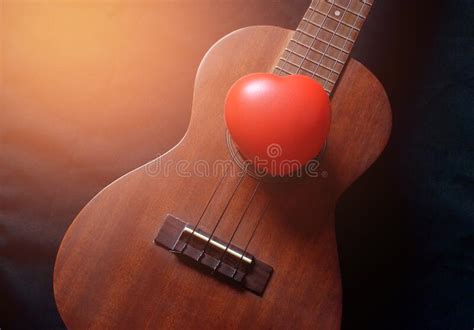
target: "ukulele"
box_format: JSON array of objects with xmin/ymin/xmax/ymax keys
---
[{"xmin": 54, "ymin": 0, "xmax": 391, "ymax": 328}]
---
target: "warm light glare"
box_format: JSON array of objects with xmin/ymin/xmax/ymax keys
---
[{"xmin": 1, "ymin": 1, "xmax": 202, "ymax": 162}]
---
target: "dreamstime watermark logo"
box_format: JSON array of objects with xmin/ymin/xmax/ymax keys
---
[
  {"xmin": 145, "ymin": 143, "xmax": 328, "ymax": 179},
  {"xmin": 266, "ymin": 143, "xmax": 282, "ymax": 158}
]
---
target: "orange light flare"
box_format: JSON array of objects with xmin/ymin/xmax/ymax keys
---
[{"xmin": 1, "ymin": 1, "xmax": 208, "ymax": 163}]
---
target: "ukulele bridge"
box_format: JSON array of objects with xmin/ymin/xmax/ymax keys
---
[
  {"xmin": 180, "ymin": 227, "xmax": 253, "ymax": 264},
  {"xmin": 154, "ymin": 214, "xmax": 273, "ymax": 296}
]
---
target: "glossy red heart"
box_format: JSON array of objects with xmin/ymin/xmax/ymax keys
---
[{"xmin": 225, "ymin": 73, "xmax": 331, "ymax": 176}]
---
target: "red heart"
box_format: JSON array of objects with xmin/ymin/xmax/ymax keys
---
[{"xmin": 225, "ymin": 73, "xmax": 331, "ymax": 176}]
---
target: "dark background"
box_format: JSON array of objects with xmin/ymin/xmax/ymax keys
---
[{"xmin": 1, "ymin": 0, "xmax": 473, "ymax": 329}]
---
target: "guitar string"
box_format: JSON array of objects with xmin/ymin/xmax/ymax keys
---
[
  {"xmin": 200, "ymin": 169, "xmax": 246, "ymax": 260},
  {"xmin": 188, "ymin": 1, "xmax": 372, "ymax": 265},
  {"xmin": 214, "ymin": 180, "xmax": 261, "ymax": 271},
  {"xmin": 286, "ymin": 1, "xmax": 373, "ymax": 94},
  {"xmin": 295, "ymin": 1, "xmax": 337, "ymax": 76},
  {"xmin": 233, "ymin": 199, "xmax": 271, "ymax": 279},
  {"xmin": 182, "ymin": 165, "xmax": 231, "ymax": 252},
  {"xmin": 226, "ymin": 0, "xmax": 367, "ymax": 270},
  {"xmin": 310, "ymin": 0, "xmax": 355, "ymax": 83},
  {"xmin": 275, "ymin": 0, "xmax": 320, "ymax": 76},
  {"xmin": 321, "ymin": 1, "xmax": 369, "ymax": 89}
]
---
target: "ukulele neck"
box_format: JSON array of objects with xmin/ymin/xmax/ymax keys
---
[{"xmin": 274, "ymin": 0, "xmax": 374, "ymax": 95}]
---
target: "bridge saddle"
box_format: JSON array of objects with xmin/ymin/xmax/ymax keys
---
[{"xmin": 155, "ymin": 214, "xmax": 273, "ymax": 296}]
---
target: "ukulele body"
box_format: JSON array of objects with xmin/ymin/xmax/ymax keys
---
[{"xmin": 54, "ymin": 26, "xmax": 391, "ymax": 329}]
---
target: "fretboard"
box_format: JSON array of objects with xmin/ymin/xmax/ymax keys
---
[{"xmin": 274, "ymin": 0, "xmax": 374, "ymax": 94}]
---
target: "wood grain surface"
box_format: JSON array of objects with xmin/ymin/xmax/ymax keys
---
[{"xmin": 54, "ymin": 25, "xmax": 391, "ymax": 329}]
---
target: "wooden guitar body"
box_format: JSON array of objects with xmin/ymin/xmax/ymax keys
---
[{"xmin": 54, "ymin": 26, "xmax": 391, "ymax": 329}]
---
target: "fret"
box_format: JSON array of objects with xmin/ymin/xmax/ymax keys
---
[
  {"xmin": 288, "ymin": 39, "xmax": 349, "ymax": 65},
  {"xmin": 328, "ymin": 2, "xmax": 367, "ymax": 20},
  {"xmin": 303, "ymin": 9, "xmax": 346, "ymax": 34},
  {"xmin": 324, "ymin": 0, "xmax": 372, "ymax": 18},
  {"xmin": 280, "ymin": 58, "xmax": 338, "ymax": 85},
  {"xmin": 297, "ymin": 25, "xmax": 355, "ymax": 43},
  {"xmin": 284, "ymin": 43, "xmax": 347, "ymax": 74},
  {"xmin": 280, "ymin": 53, "xmax": 343, "ymax": 82},
  {"xmin": 277, "ymin": 58, "xmax": 339, "ymax": 88},
  {"xmin": 274, "ymin": 66, "xmax": 292, "ymax": 76},
  {"xmin": 276, "ymin": 56, "xmax": 337, "ymax": 84},
  {"xmin": 302, "ymin": 7, "xmax": 360, "ymax": 40},
  {"xmin": 301, "ymin": 18, "xmax": 358, "ymax": 43},
  {"xmin": 275, "ymin": 64, "xmax": 336, "ymax": 93},
  {"xmin": 300, "ymin": 60, "xmax": 339, "ymax": 83},
  {"xmin": 308, "ymin": 7, "xmax": 361, "ymax": 32},
  {"xmin": 282, "ymin": 49, "xmax": 344, "ymax": 75},
  {"xmin": 325, "ymin": 2, "xmax": 370, "ymax": 25},
  {"xmin": 290, "ymin": 35, "xmax": 350, "ymax": 60},
  {"xmin": 274, "ymin": 0, "xmax": 375, "ymax": 94},
  {"xmin": 295, "ymin": 28, "xmax": 353, "ymax": 53},
  {"xmin": 356, "ymin": 1, "xmax": 372, "ymax": 16},
  {"xmin": 275, "ymin": 65, "xmax": 335, "ymax": 94},
  {"xmin": 313, "ymin": 5, "xmax": 360, "ymax": 27},
  {"xmin": 275, "ymin": 64, "xmax": 333, "ymax": 94},
  {"xmin": 313, "ymin": 1, "xmax": 360, "ymax": 87},
  {"xmin": 305, "ymin": 1, "xmax": 370, "ymax": 34}
]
